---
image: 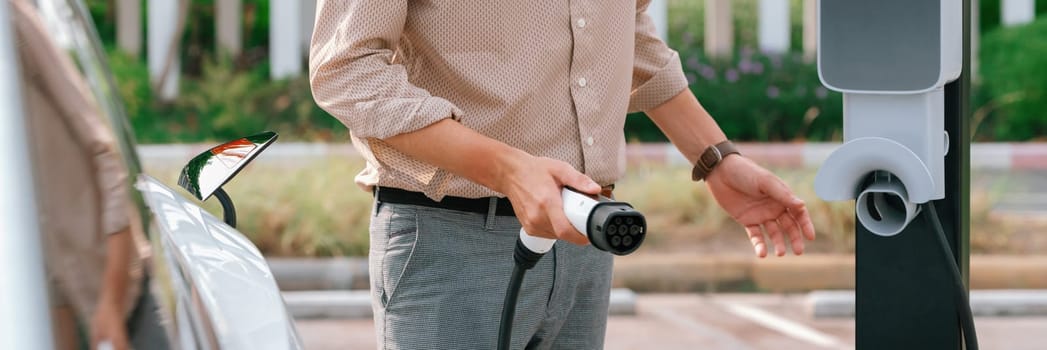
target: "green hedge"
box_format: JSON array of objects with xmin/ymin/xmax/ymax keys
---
[
  {"xmin": 978, "ymin": 17, "xmax": 1047, "ymax": 141},
  {"xmin": 92, "ymin": 0, "xmax": 1042, "ymax": 143},
  {"xmin": 109, "ymin": 49, "xmax": 346, "ymax": 143},
  {"xmin": 628, "ymin": 0, "xmax": 843, "ymax": 142},
  {"xmin": 980, "ymin": 0, "xmax": 1047, "ymax": 34},
  {"xmin": 627, "ymin": 49, "xmax": 842, "ymax": 142}
]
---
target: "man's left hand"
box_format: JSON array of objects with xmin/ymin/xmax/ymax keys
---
[
  {"xmin": 705, "ymin": 155, "xmax": 817, "ymax": 257},
  {"xmin": 90, "ymin": 301, "xmax": 129, "ymax": 350}
]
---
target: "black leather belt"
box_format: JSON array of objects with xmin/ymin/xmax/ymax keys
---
[{"xmin": 376, "ymin": 187, "xmax": 517, "ymax": 216}]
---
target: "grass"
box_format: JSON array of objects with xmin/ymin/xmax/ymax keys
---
[
  {"xmin": 151, "ymin": 158, "xmax": 372, "ymax": 257},
  {"xmin": 148, "ymin": 157, "xmax": 1032, "ymax": 257}
]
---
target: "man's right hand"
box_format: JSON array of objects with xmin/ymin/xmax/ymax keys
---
[
  {"xmin": 382, "ymin": 119, "xmax": 602, "ymax": 245},
  {"xmin": 496, "ymin": 154, "xmax": 602, "ymax": 246}
]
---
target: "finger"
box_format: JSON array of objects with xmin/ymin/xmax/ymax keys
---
[
  {"xmin": 789, "ymin": 205, "xmax": 817, "ymax": 240},
  {"xmin": 519, "ymin": 208, "xmax": 557, "ymax": 240},
  {"xmin": 549, "ymin": 203, "xmax": 590, "ymax": 245},
  {"xmin": 778, "ymin": 214, "xmax": 805, "ymax": 255},
  {"xmin": 745, "ymin": 225, "xmax": 767, "ymax": 258},
  {"xmin": 765, "ymin": 220, "xmax": 787, "ymax": 257},
  {"xmin": 759, "ymin": 176, "xmax": 804, "ymax": 209},
  {"xmin": 551, "ymin": 162, "xmax": 601, "ymax": 195}
]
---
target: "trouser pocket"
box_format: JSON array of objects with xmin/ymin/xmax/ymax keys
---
[{"xmin": 369, "ymin": 202, "xmax": 419, "ymax": 308}]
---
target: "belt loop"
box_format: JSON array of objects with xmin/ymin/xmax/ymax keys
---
[
  {"xmin": 484, "ymin": 197, "xmax": 498, "ymax": 229},
  {"xmin": 373, "ymin": 186, "xmax": 382, "ymax": 217}
]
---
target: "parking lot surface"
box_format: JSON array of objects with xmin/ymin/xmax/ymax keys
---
[{"xmin": 295, "ymin": 293, "xmax": 1047, "ymax": 349}]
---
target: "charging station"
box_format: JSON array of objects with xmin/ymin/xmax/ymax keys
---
[{"xmin": 814, "ymin": 0, "xmax": 973, "ymax": 348}]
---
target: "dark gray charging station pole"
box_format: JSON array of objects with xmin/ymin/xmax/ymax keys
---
[{"xmin": 814, "ymin": 1, "xmax": 972, "ymax": 348}]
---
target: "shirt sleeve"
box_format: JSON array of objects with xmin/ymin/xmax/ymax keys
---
[
  {"xmin": 309, "ymin": 0, "xmax": 463, "ymax": 141},
  {"xmin": 11, "ymin": 0, "xmax": 130, "ymax": 235},
  {"xmin": 628, "ymin": 0, "xmax": 690, "ymax": 113}
]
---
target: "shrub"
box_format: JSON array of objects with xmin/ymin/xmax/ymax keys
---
[
  {"xmin": 629, "ymin": 0, "xmax": 843, "ymax": 143},
  {"xmin": 979, "ymin": 0, "xmax": 1047, "ymax": 34},
  {"xmin": 666, "ymin": 0, "xmax": 807, "ymax": 53},
  {"xmin": 627, "ymin": 48, "xmax": 843, "ymax": 142},
  {"xmin": 978, "ymin": 17, "xmax": 1047, "ymax": 141},
  {"xmin": 109, "ymin": 50, "xmax": 348, "ymax": 143}
]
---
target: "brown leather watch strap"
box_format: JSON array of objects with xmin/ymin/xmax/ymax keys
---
[{"xmin": 691, "ymin": 141, "xmax": 741, "ymax": 182}]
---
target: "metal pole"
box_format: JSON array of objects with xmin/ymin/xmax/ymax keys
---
[{"xmin": 854, "ymin": 0, "xmax": 971, "ymax": 348}]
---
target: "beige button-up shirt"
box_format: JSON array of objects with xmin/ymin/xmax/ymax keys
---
[{"xmin": 310, "ymin": 0, "xmax": 688, "ymax": 199}]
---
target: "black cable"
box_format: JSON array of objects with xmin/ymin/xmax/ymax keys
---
[
  {"xmin": 213, "ymin": 187, "xmax": 236, "ymax": 228},
  {"xmin": 498, "ymin": 239, "xmax": 546, "ymax": 350},
  {"xmin": 924, "ymin": 201, "xmax": 979, "ymax": 350},
  {"xmin": 498, "ymin": 264, "xmax": 526, "ymax": 350}
]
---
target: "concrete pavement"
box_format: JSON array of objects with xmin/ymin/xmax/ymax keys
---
[
  {"xmin": 294, "ymin": 293, "xmax": 1047, "ymax": 350},
  {"xmin": 284, "ymin": 289, "xmax": 638, "ymax": 320}
]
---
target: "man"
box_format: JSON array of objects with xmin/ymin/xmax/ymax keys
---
[
  {"xmin": 310, "ymin": 1, "xmax": 817, "ymax": 348},
  {"xmin": 12, "ymin": 0, "xmax": 168, "ymax": 348}
]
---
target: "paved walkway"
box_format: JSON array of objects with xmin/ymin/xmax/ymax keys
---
[{"xmin": 295, "ymin": 293, "xmax": 1047, "ymax": 350}]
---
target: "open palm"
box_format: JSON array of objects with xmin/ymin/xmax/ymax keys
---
[{"xmin": 705, "ymin": 155, "xmax": 817, "ymax": 257}]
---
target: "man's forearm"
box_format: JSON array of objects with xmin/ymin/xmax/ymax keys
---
[
  {"xmin": 644, "ymin": 89, "xmax": 728, "ymax": 164},
  {"xmin": 383, "ymin": 119, "xmax": 528, "ymax": 194},
  {"xmin": 98, "ymin": 228, "xmax": 132, "ymax": 307}
]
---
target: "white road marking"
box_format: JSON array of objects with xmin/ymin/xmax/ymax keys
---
[
  {"xmin": 648, "ymin": 305, "xmax": 755, "ymax": 350},
  {"xmin": 718, "ymin": 301, "xmax": 853, "ymax": 350}
]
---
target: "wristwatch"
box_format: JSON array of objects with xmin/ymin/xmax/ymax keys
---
[{"xmin": 691, "ymin": 140, "xmax": 741, "ymax": 182}]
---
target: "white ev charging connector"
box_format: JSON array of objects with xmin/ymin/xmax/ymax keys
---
[
  {"xmin": 814, "ymin": 0, "xmax": 960, "ymax": 236},
  {"xmin": 517, "ymin": 189, "xmax": 646, "ymax": 257},
  {"xmin": 499, "ymin": 188, "xmax": 646, "ymax": 350}
]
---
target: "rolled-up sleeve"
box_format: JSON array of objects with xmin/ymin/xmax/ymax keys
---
[
  {"xmin": 309, "ymin": 0, "xmax": 462, "ymax": 140},
  {"xmin": 628, "ymin": 0, "xmax": 690, "ymax": 113}
]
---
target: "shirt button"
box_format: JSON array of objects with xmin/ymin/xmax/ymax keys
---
[
  {"xmin": 577, "ymin": 18, "xmax": 587, "ymax": 28},
  {"xmin": 577, "ymin": 77, "xmax": 587, "ymax": 87},
  {"xmin": 585, "ymin": 136, "xmax": 594, "ymax": 146}
]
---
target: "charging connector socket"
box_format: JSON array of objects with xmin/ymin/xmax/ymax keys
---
[{"xmin": 588, "ymin": 203, "xmax": 646, "ymax": 255}]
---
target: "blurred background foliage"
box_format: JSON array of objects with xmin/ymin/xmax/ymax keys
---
[
  {"xmin": 87, "ymin": 0, "xmax": 1047, "ymax": 143},
  {"xmin": 148, "ymin": 159, "xmax": 1037, "ymax": 257}
]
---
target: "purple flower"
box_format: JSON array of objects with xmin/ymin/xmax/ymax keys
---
[
  {"xmin": 685, "ymin": 73, "xmax": 697, "ymax": 85},
  {"xmin": 752, "ymin": 62, "xmax": 764, "ymax": 74},
  {"xmin": 766, "ymin": 86, "xmax": 780, "ymax": 98},
  {"xmin": 700, "ymin": 66, "xmax": 717, "ymax": 81},
  {"xmin": 725, "ymin": 69, "xmax": 739, "ymax": 82},
  {"xmin": 815, "ymin": 87, "xmax": 829, "ymax": 99},
  {"xmin": 738, "ymin": 59, "xmax": 753, "ymax": 73},
  {"xmin": 686, "ymin": 56, "xmax": 701, "ymax": 71}
]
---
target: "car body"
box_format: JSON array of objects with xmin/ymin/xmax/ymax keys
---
[{"xmin": 0, "ymin": 0, "xmax": 302, "ymax": 348}]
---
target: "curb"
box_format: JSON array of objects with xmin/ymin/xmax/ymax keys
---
[
  {"xmin": 807, "ymin": 290, "xmax": 1047, "ymax": 318},
  {"xmin": 268, "ymin": 254, "xmax": 1047, "ymax": 293},
  {"xmin": 283, "ymin": 289, "xmax": 638, "ymax": 320},
  {"xmin": 267, "ymin": 258, "xmax": 369, "ymax": 290},
  {"xmin": 140, "ymin": 142, "xmax": 1047, "ymax": 170}
]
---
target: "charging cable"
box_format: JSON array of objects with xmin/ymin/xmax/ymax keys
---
[
  {"xmin": 924, "ymin": 201, "xmax": 979, "ymax": 350},
  {"xmin": 498, "ymin": 188, "xmax": 647, "ymax": 350}
]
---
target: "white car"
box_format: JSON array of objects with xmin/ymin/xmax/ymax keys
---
[{"xmin": 0, "ymin": 0, "xmax": 302, "ymax": 349}]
